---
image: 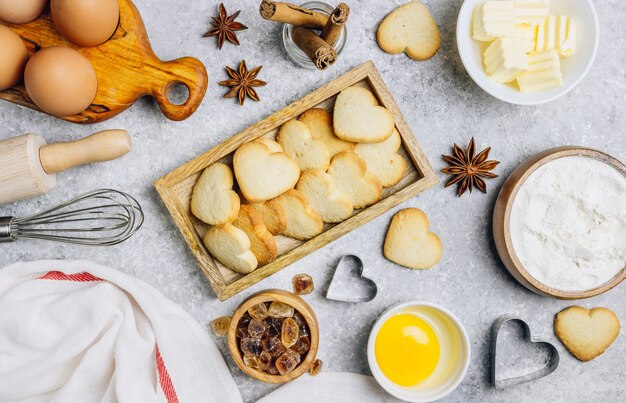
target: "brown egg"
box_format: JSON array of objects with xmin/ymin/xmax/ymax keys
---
[
  {"xmin": 51, "ymin": 0, "xmax": 119, "ymax": 47},
  {"xmin": 0, "ymin": 0, "xmax": 48, "ymax": 24},
  {"xmin": 24, "ymin": 47, "xmax": 98, "ymax": 117},
  {"xmin": 0, "ymin": 25, "xmax": 29, "ymax": 90}
]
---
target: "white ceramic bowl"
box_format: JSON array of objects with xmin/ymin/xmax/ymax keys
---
[
  {"xmin": 367, "ymin": 302, "xmax": 470, "ymax": 402},
  {"xmin": 456, "ymin": 0, "xmax": 599, "ymax": 105}
]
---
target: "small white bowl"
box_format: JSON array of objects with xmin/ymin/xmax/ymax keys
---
[
  {"xmin": 456, "ymin": 0, "xmax": 599, "ymax": 105},
  {"xmin": 367, "ymin": 302, "xmax": 471, "ymax": 402}
]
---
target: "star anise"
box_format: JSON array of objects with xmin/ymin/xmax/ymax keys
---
[
  {"xmin": 219, "ymin": 60, "xmax": 267, "ymax": 105},
  {"xmin": 203, "ymin": 3, "xmax": 248, "ymax": 49},
  {"xmin": 441, "ymin": 138, "xmax": 499, "ymax": 196}
]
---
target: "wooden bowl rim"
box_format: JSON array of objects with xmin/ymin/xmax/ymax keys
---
[
  {"xmin": 497, "ymin": 146, "xmax": 626, "ymax": 299},
  {"xmin": 227, "ymin": 289, "xmax": 319, "ymax": 384}
]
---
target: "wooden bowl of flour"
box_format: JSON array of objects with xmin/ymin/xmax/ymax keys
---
[{"xmin": 493, "ymin": 147, "xmax": 626, "ymax": 299}]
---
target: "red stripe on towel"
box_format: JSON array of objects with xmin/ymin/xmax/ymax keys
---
[
  {"xmin": 156, "ymin": 346, "xmax": 179, "ymax": 403},
  {"xmin": 38, "ymin": 271, "xmax": 179, "ymax": 401},
  {"xmin": 38, "ymin": 271, "xmax": 103, "ymax": 282}
]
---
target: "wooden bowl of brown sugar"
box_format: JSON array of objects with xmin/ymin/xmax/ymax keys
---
[{"xmin": 227, "ymin": 289, "xmax": 319, "ymax": 384}]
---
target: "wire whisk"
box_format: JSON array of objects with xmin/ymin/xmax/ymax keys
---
[{"xmin": 0, "ymin": 189, "xmax": 144, "ymax": 246}]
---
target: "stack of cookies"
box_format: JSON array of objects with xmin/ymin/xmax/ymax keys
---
[{"xmin": 191, "ymin": 86, "xmax": 406, "ymax": 274}]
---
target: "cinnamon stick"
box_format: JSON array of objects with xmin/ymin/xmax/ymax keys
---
[
  {"xmin": 292, "ymin": 27, "xmax": 337, "ymax": 70},
  {"xmin": 260, "ymin": 0, "xmax": 328, "ymax": 29},
  {"xmin": 321, "ymin": 3, "xmax": 350, "ymax": 46}
]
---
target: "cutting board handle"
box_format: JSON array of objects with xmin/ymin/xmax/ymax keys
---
[
  {"xmin": 151, "ymin": 57, "xmax": 208, "ymax": 121},
  {"xmin": 40, "ymin": 130, "xmax": 132, "ymax": 174}
]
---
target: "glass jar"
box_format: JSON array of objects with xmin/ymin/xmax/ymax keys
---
[{"xmin": 282, "ymin": 1, "xmax": 347, "ymax": 69}]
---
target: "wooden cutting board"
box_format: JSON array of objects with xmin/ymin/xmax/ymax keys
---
[
  {"xmin": 155, "ymin": 61, "xmax": 439, "ymax": 301},
  {"xmin": 0, "ymin": 0, "xmax": 208, "ymax": 124}
]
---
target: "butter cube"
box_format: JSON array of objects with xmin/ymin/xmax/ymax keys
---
[
  {"xmin": 560, "ymin": 19, "xmax": 576, "ymax": 56},
  {"xmin": 513, "ymin": 0, "xmax": 550, "ymax": 25},
  {"xmin": 536, "ymin": 15, "xmax": 576, "ymax": 56},
  {"xmin": 484, "ymin": 38, "xmax": 529, "ymax": 83},
  {"xmin": 517, "ymin": 50, "xmax": 563, "ymax": 92},
  {"xmin": 473, "ymin": 1, "xmax": 516, "ymax": 42},
  {"xmin": 514, "ymin": 24, "xmax": 538, "ymax": 53}
]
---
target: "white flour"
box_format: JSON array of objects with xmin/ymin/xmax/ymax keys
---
[{"xmin": 510, "ymin": 156, "xmax": 626, "ymax": 291}]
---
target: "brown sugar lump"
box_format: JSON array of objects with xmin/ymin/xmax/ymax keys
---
[{"xmin": 236, "ymin": 300, "xmax": 313, "ymax": 376}]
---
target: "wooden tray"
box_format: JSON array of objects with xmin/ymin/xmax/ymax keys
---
[
  {"xmin": 0, "ymin": 0, "xmax": 208, "ymax": 124},
  {"xmin": 155, "ymin": 61, "xmax": 438, "ymax": 301}
]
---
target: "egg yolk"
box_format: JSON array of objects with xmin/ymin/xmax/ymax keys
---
[{"xmin": 375, "ymin": 313, "xmax": 440, "ymax": 386}]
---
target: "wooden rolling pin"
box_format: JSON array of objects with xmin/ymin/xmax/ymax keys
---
[{"xmin": 0, "ymin": 130, "xmax": 132, "ymax": 205}]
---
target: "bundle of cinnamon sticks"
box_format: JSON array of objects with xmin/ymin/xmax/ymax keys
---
[{"xmin": 260, "ymin": 0, "xmax": 350, "ymax": 70}]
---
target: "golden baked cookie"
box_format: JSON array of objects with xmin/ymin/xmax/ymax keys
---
[
  {"xmin": 277, "ymin": 119, "xmax": 331, "ymax": 171},
  {"xmin": 354, "ymin": 129, "xmax": 406, "ymax": 187},
  {"xmin": 383, "ymin": 208, "xmax": 442, "ymax": 269},
  {"xmin": 190, "ymin": 163, "xmax": 240, "ymax": 225},
  {"xmin": 233, "ymin": 205, "xmax": 277, "ymax": 265},
  {"xmin": 274, "ymin": 189, "xmax": 324, "ymax": 240},
  {"xmin": 333, "ymin": 86, "xmax": 394, "ymax": 144},
  {"xmin": 296, "ymin": 168, "xmax": 353, "ymax": 223},
  {"xmin": 554, "ymin": 306, "xmax": 620, "ymax": 362},
  {"xmin": 299, "ymin": 108, "xmax": 354, "ymax": 157},
  {"xmin": 327, "ymin": 152, "xmax": 383, "ymax": 209},
  {"xmin": 250, "ymin": 199, "xmax": 288, "ymax": 236},
  {"xmin": 233, "ymin": 139, "xmax": 300, "ymax": 202},
  {"xmin": 377, "ymin": 1, "xmax": 441, "ymax": 61},
  {"xmin": 203, "ymin": 224, "xmax": 258, "ymax": 274}
]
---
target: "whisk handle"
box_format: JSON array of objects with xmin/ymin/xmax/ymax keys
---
[
  {"xmin": 0, "ymin": 217, "xmax": 15, "ymax": 242},
  {"xmin": 39, "ymin": 130, "xmax": 132, "ymax": 175}
]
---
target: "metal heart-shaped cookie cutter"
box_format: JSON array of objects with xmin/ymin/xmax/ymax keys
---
[
  {"xmin": 325, "ymin": 255, "xmax": 377, "ymax": 303},
  {"xmin": 490, "ymin": 314, "xmax": 560, "ymax": 389}
]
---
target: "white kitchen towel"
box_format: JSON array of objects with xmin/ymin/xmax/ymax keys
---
[
  {"xmin": 0, "ymin": 260, "xmax": 242, "ymax": 403},
  {"xmin": 257, "ymin": 372, "xmax": 403, "ymax": 403}
]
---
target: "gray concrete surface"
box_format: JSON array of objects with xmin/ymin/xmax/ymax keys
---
[{"xmin": 1, "ymin": 0, "xmax": 624, "ymax": 401}]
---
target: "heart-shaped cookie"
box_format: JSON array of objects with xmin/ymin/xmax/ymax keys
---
[
  {"xmin": 233, "ymin": 205, "xmax": 277, "ymax": 265},
  {"xmin": 333, "ymin": 86, "xmax": 394, "ymax": 143},
  {"xmin": 354, "ymin": 128, "xmax": 406, "ymax": 187},
  {"xmin": 274, "ymin": 189, "xmax": 323, "ymax": 240},
  {"xmin": 554, "ymin": 306, "xmax": 620, "ymax": 362},
  {"xmin": 298, "ymin": 108, "xmax": 354, "ymax": 157},
  {"xmin": 490, "ymin": 315, "xmax": 560, "ymax": 389},
  {"xmin": 234, "ymin": 139, "xmax": 300, "ymax": 202},
  {"xmin": 203, "ymin": 224, "xmax": 258, "ymax": 274},
  {"xmin": 250, "ymin": 199, "xmax": 287, "ymax": 235},
  {"xmin": 190, "ymin": 163, "xmax": 240, "ymax": 225},
  {"xmin": 277, "ymin": 119, "xmax": 331, "ymax": 171},
  {"xmin": 327, "ymin": 152, "xmax": 383, "ymax": 209},
  {"xmin": 377, "ymin": 1, "xmax": 441, "ymax": 61},
  {"xmin": 326, "ymin": 255, "xmax": 377, "ymax": 302},
  {"xmin": 296, "ymin": 168, "xmax": 353, "ymax": 223},
  {"xmin": 383, "ymin": 208, "xmax": 442, "ymax": 269}
]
